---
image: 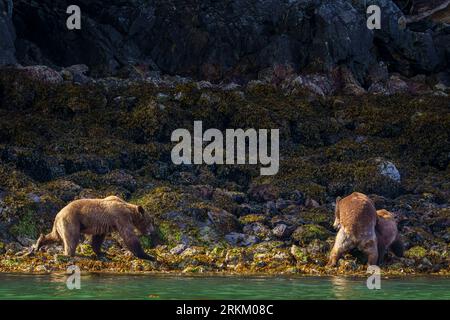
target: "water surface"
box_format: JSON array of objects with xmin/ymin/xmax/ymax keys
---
[{"xmin": 0, "ymin": 273, "xmax": 449, "ymax": 300}]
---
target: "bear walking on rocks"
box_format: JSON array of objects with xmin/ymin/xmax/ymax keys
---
[
  {"xmin": 328, "ymin": 192, "xmax": 378, "ymax": 267},
  {"xmin": 375, "ymin": 209, "xmax": 404, "ymax": 265},
  {"xmin": 34, "ymin": 196, "xmax": 155, "ymax": 260}
]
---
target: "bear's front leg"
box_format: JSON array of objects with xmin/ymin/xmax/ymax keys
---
[
  {"xmin": 91, "ymin": 234, "xmax": 106, "ymax": 257},
  {"xmin": 119, "ymin": 227, "xmax": 155, "ymax": 261}
]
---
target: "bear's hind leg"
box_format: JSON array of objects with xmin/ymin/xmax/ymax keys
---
[
  {"xmin": 361, "ymin": 238, "xmax": 378, "ymax": 266},
  {"xmin": 35, "ymin": 231, "xmax": 60, "ymax": 251},
  {"xmin": 60, "ymin": 224, "xmax": 80, "ymax": 257},
  {"xmin": 327, "ymin": 228, "xmax": 353, "ymax": 267},
  {"xmin": 377, "ymin": 242, "xmax": 387, "ymax": 265},
  {"xmin": 91, "ymin": 234, "xmax": 106, "ymax": 256},
  {"xmin": 63, "ymin": 237, "xmax": 78, "ymax": 257},
  {"xmin": 390, "ymin": 236, "xmax": 404, "ymax": 258}
]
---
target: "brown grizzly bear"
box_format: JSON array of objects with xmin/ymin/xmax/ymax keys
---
[
  {"xmin": 328, "ymin": 192, "xmax": 378, "ymax": 267},
  {"xmin": 34, "ymin": 196, "xmax": 155, "ymax": 260},
  {"xmin": 376, "ymin": 209, "xmax": 404, "ymax": 264}
]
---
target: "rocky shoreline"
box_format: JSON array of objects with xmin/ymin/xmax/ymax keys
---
[
  {"xmin": 1, "ymin": 246, "xmax": 448, "ymax": 276},
  {"xmin": 0, "ymin": 64, "xmax": 449, "ymax": 276}
]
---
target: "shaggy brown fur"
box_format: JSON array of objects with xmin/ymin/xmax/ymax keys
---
[
  {"xmin": 376, "ymin": 209, "xmax": 404, "ymax": 264},
  {"xmin": 328, "ymin": 192, "xmax": 378, "ymax": 267},
  {"xmin": 34, "ymin": 196, "xmax": 155, "ymax": 260}
]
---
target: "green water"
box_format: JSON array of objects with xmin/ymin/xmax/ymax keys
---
[{"xmin": 0, "ymin": 273, "xmax": 449, "ymax": 300}]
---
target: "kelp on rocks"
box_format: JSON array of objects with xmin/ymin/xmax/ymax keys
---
[{"xmin": 0, "ymin": 69, "xmax": 449, "ymax": 275}]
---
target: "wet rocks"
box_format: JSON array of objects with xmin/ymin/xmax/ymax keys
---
[
  {"xmin": 0, "ymin": 58, "xmax": 449, "ymax": 276},
  {"xmin": 248, "ymin": 184, "xmax": 279, "ymax": 203},
  {"xmin": 272, "ymin": 224, "xmax": 295, "ymax": 239},
  {"xmin": 1, "ymin": 147, "xmax": 65, "ymax": 182},
  {"xmin": 337, "ymin": 66, "xmax": 366, "ymax": 96},
  {"xmin": 292, "ymin": 225, "xmax": 331, "ymax": 245},
  {"xmin": 213, "ymin": 189, "xmax": 247, "ymax": 205},
  {"xmin": 243, "ymin": 222, "xmax": 270, "ymax": 239},
  {"xmin": 45, "ymin": 180, "xmax": 82, "ymax": 202},
  {"xmin": 21, "ymin": 65, "xmax": 63, "ymax": 85},
  {"xmin": 4, "ymin": 241, "xmax": 22, "ymax": 254},
  {"xmin": 271, "ymin": 224, "xmax": 288, "ymax": 238},
  {"xmin": 289, "ymin": 74, "xmax": 335, "ymax": 97},
  {"xmin": 62, "ymin": 64, "xmax": 91, "ymax": 84},
  {"xmin": 225, "ymin": 233, "xmax": 258, "ymax": 247},
  {"xmin": 207, "ymin": 210, "xmax": 240, "ymax": 235},
  {"xmin": 170, "ymin": 244, "xmax": 187, "ymax": 255},
  {"xmin": 224, "ymin": 249, "xmax": 244, "ymax": 266},
  {"xmin": 378, "ymin": 160, "xmax": 401, "ymax": 183},
  {"xmin": 290, "ymin": 245, "xmax": 308, "ymax": 264},
  {"xmin": 103, "ymin": 170, "xmax": 137, "ymax": 192},
  {"xmin": 371, "ymin": 0, "xmax": 443, "ymax": 75}
]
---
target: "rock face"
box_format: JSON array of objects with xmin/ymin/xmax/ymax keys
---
[
  {"xmin": 1, "ymin": 0, "xmax": 448, "ymax": 81},
  {"xmin": 371, "ymin": 0, "xmax": 445, "ymax": 76},
  {"xmin": 0, "ymin": 0, "xmax": 15, "ymax": 65}
]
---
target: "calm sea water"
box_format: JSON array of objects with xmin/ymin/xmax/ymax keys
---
[{"xmin": 0, "ymin": 273, "xmax": 449, "ymax": 300}]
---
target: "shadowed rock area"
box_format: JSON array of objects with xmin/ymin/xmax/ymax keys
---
[{"xmin": 1, "ymin": 0, "xmax": 448, "ymax": 83}]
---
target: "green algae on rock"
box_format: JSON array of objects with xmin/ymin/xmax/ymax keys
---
[{"xmin": 0, "ymin": 69, "xmax": 449, "ymax": 275}]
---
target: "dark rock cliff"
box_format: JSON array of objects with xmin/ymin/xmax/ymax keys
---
[{"xmin": 1, "ymin": 0, "xmax": 449, "ymax": 82}]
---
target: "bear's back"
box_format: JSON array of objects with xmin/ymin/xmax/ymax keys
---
[
  {"xmin": 60, "ymin": 197, "xmax": 134, "ymax": 220},
  {"xmin": 376, "ymin": 209, "xmax": 398, "ymax": 248}
]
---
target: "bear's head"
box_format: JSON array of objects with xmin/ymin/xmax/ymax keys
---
[{"xmin": 134, "ymin": 205, "xmax": 155, "ymax": 236}]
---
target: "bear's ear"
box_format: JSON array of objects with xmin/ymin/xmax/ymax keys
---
[{"xmin": 335, "ymin": 196, "xmax": 342, "ymax": 213}]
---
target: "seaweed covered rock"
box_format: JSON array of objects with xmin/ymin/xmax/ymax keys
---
[
  {"xmin": 208, "ymin": 209, "xmax": 240, "ymax": 235},
  {"xmin": 225, "ymin": 232, "xmax": 258, "ymax": 247},
  {"xmin": 0, "ymin": 0, "xmax": 15, "ymax": 65},
  {"xmin": 21, "ymin": 66, "xmax": 63, "ymax": 85},
  {"xmin": 292, "ymin": 225, "xmax": 331, "ymax": 245},
  {"xmin": 0, "ymin": 64, "xmax": 449, "ymax": 274},
  {"xmin": 44, "ymin": 180, "xmax": 82, "ymax": 202}
]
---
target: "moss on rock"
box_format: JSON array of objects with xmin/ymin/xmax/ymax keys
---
[{"xmin": 292, "ymin": 224, "xmax": 331, "ymax": 245}]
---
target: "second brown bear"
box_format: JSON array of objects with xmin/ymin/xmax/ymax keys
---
[{"xmin": 328, "ymin": 192, "xmax": 378, "ymax": 267}]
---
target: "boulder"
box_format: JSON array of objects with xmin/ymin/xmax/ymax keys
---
[
  {"xmin": 103, "ymin": 170, "xmax": 137, "ymax": 192},
  {"xmin": 243, "ymin": 222, "xmax": 271, "ymax": 239},
  {"xmin": 369, "ymin": 0, "xmax": 443, "ymax": 75},
  {"xmin": 291, "ymin": 224, "xmax": 331, "ymax": 245},
  {"xmin": 207, "ymin": 209, "xmax": 240, "ymax": 235},
  {"xmin": 248, "ymin": 184, "xmax": 279, "ymax": 202},
  {"xmin": 272, "ymin": 223, "xmax": 295, "ymax": 239},
  {"xmin": 289, "ymin": 74, "xmax": 336, "ymax": 97},
  {"xmin": 225, "ymin": 232, "xmax": 258, "ymax": 247},
  {"xmin": 377, "ymin": 159, "xmax": 401, "ymax": 183},
  {"xmin": 170, "ymin": 244, "xmax": 187, "ymax": 255},
  {"xmin": 63, "ymin": 64, "xmax": 91, "ymax": 84},
  {"xmin": 21, "ymin": 65, "xmax": 63, "ymax": 84}
]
